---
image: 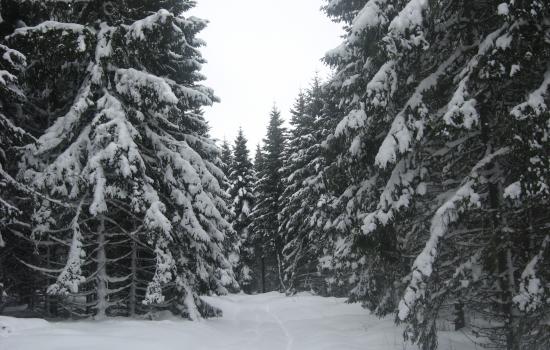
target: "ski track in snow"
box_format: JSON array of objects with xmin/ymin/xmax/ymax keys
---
[
  {"xmin": 0, "ymin": 292, "xmax": 477, "ymax": 350},
  {"xmin": 265, "ymin": 302, "xmax": 294, "ymax": 350}
]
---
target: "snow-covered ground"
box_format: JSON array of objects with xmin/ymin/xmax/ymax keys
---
[{"xmin": 1, "ymin": 292, "xmax": 476, "ymax": 350}]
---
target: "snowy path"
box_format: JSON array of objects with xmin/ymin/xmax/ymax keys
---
[{"xmin": 0, "ymin": 292, "xmax": 475, "ymax": 350}]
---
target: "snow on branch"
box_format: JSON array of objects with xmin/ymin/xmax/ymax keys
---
[
  {"xmin": 177, "ymin": 193, "xmax": 212, "ymax": 243},
  {"xmin": 90, "ymin": 24, "xmax": 114, "ymax": 84},
  {"xmin": 511, "ymin": 69, "xmax": 550, "ymax": 119},
  {"xmin": 374, "ymin": 49, "xmax": 462, "ymax": 168},
  {"xmin": 441, "ymin": 27, "xmax": 510, "ymax": 130},
  {"xmin": 398, "ymin": 180, "xmax": 479, "ymax": 320},
  {"xmin": 26, "ymin": 125, "xmax": 90, "ymax": 199},
  {"xmin": 88, "ymin": 92, "xmax": 145, "ymax": 178},
  {"xmin": 172, "ymin": 84, "xmax": 213, "ymax": 106},
  {"xmin": 10, "ymin": 21, "xmax": 89, "ymax": 53},
  {"xmin": 349, "ymin": 0, "xmax": 390, "ymax": 43},
  {"xmin": 514, "ymin": 235, "xmax": 550, "ymax": 312},
  {"xmin": 443, "ymin": 78, "xmax": 479, "ymax": 129},
  {"xmin": 366, "ymin": 60, "xmax": 398, "ymax": 108},
  {"xmin": 331, "ymin": 61, "xmax": 399, "ymax": 143},
  {"xmin": 0, "ymin": 70, "xmax": 17, "ymax": 86},
  {"xmin": 0, "ymin": 44, "xmax": 26, "ymax": 69},
  {"xmin": 384, "ymin": 0, "xmax": 429, "ymax": 52},
  {"xmin": 398, "ymin": 148, "xmax": 510, "ymax": 321},
  {"xmin": 181, "ymin": 281, "xmax": 201, "ymax": 321},
  {"xmin": 334, "ymin": 109, "xmax": 367, "ymax": 138},
  {"xmin": 325, "ymin": 43, "xmax": 350, "ymax": 62},
  {"xmin": 47, "ymin": 202, "xmax": 86, "ymax": 296},
  {"xmin": 12, "ymin": 21, "xmax": 86, "ymax": 36},
  {"xmin": 89, "ymin": 166, "xmax": 107, "ymax": 216},
  {"xmin": 362, "ymin": 158, "xmax": 417, "ymax": 234},
  {"xmin": 388, "ymin": 0, "xmax": 428, "ymax": 35},
  {"xmin": 0, "ymin": 112, "xmax": 27, "ymax": 140},
  {"xmin": 144, "ymin": 244, "xmax": 176, "ymax": 305},
  {"xmin": 35, "ymin": 80, "xmax": 93, "ymax": 153},
  {"xmin": 144, "ymin": 201, "xmax": 173, "ymax": 240},
  {"xmin": 125, "ymin": 9, "xmax": 173, "ymax": 41},
  {"xmin": 115, "ymin": 68, "xmax": 179, "ymax": 106}
]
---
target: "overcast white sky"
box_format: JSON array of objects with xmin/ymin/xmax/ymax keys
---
[{"xmin": 189, "ymin": 0, "xmax": 343, "ymax": 150}]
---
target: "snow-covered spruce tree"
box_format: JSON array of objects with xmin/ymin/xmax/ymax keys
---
[
  {"xmin": 216, "ymin": 137, "xmax": 240, "ymax": 287},
  {"xmin": 279, "ymin": 77, "xmax": 329, "ymax": 294},
  {"xmin": 250, "ymin": 106, "xmax": 286, "ymax": 292},
  {"xmin": 11, "ymin": 0, "xmax": 237, "ymax": 318},
  {"xmin": 0, "ymin": 21, "xmax": 27, "ymax": 250},
  {"xmin": 322, "ymin": 0, "xmax": 550, "ymax": 349},
  {"xmin": 279, "ymin": 90, "xmax": 312, "ymax": 293},
  {"xmin": 286, "ymin": 72, "xmax": 353, "ymax": 298},
  {"xmin": 219, "ymin": 138, "xmax": 233, "ymax": 180},
  {"xmin": 319, "ymin": 0, "xmax": 426, "ymax": 312},
  {"xmin": 249, "ymin": 143, "xmax": 266, "ymax": 292},
  {"xmin": 228, "ymin": 128, "xmax": 255, "ymax": 292},
  {"xmin": 396, "ymin": 2, "xmax": 550, "ymax": 349},
  {"xmin": 0, "ymin": 7, "xmax": 37, "ymax": 309},
  {"xmin": 0, "ymin": 1, "xmax": 99, "ymax": 316}
]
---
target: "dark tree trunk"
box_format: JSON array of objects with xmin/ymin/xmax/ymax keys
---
[{"xmin": 261, "ymin": 257, "xmax": 266, "ymax": 293}]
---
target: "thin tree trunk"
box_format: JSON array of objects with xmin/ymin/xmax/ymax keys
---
[
  {"xmin": 0, "ymin": 267, "xmax": 4, "ymax": 314},
  {"xmin": 96, "ymin": 217, "xmax": 108, "ymax": 319},
  {"xmin": 287, "ymin": 239, "xmax": 304, "ymax": 294},
  {"xmin": 129, "ymin": 237, "xmax": 137, "ymax": 317},
  {"xmin": 277, "ymin": 252, "xmax": 286, "ymax": 292},
  {"xmin": 46, "ymin": 245, "xmax": 58, "ymax": 317},
  {"xmin": 261, "ymin": 257, "xmax": 266, "ymax": 293},
  {"xmin": 490, "ymin": 168, "xmax": 518, "ymax": 350},
  {"xmin": 480, "ymin": 93, "xmax": 518, "ymax": 350},
  {"xmin": 454, "ymin": 301, "xmax": 465, "ymax": 331}
]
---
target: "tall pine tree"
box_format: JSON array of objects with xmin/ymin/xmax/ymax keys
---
[
  {"xmin": 320, "ymin": 0, "xmax": 550, "ymax": 349},
  {"xmin": 279, "ymin": 77, "xmax": 328, "ymax": 294},
  {"xmin": 0, "ymin": 2, "xmax": 36, "ymax": 310},
  {"xmin": 250, "ymin": 106, "xmax": 286, "ymax": 292},
  {"xmin": 219, "ymin": 139, "xmax": 233, "ymax": 179},
  {"xmin": 228, "ymin": 128, "xmax": 255, "ymax": 292},
  {"xmin": 10, "ymin": 0, "xmax": 237, "ymax": 319}
]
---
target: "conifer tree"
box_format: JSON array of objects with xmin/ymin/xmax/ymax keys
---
[
  {"xmin": 396, "ymin": 2, "xmax": 550, "ymax": 349},
  {"xmin": 279, "ymin": 78, "xmax": 328, "ymax": 293},
  {"xmin": 249, "ymin": 143, "xmax": 265, "ymax": 292},
  {"xmin": 250, "ymin": 106, "xmax": 286, "ymax": 292},
  {"xmin": 10, "ymin": 0, "xmax": 236, "ymax": 318},
  {"xmin": 0, "ymin": 4, "xmax": 35, "ymax": 309},
  {"xmin": 293, "ymin": 74, "xmax": 351, "ymax": 297},
  {"xmin": 217, "ymin": 138, "xmax": 239, "ymax": 283},
  {"xmin": 220, "ymin": 139, "xmax": 233, "ymax": 179},
  {"xmin": 254, "ymin": 144, "xmax": 264, "ymax": 169},
  {"xmin": 228, "ymin": 128, "xmax": 255, "ymax": 291},
  {"xmin": 319, "ymin": 0, "xmax": 416, "ymax": 312},
  {"xmin": 0, "ymin": 15, "xmax": 28, "ymax": 251},
  {"xmin": 321, "ymin": 0, "xmax": 550, "ymax": 349}
]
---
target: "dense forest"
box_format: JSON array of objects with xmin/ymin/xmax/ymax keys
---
[{"xmin": 1, "ymin": 1, "xmax": 549, "ymax": 350}]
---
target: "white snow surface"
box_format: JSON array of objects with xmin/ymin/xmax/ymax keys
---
[{"xmin": 0, "ymin": 293, "xmax": 476, "ymax": 350}]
